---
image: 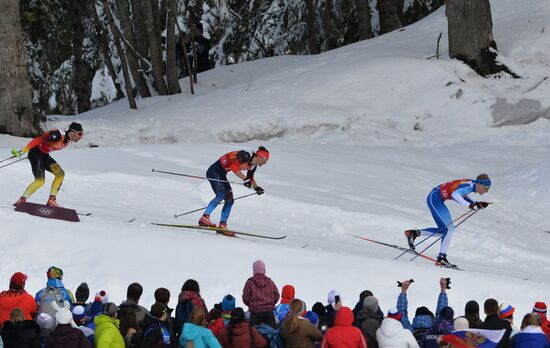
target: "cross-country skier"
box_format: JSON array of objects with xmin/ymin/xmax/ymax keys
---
[
  {"xmin": 404, "ymin": 174, "xmax": 491, "ymax": 268},
  {"xmin": 198, "ymin": 146, "xmax": 269, "ymax": 236},
  {"xmin": 11, "ymin": 122, "xmax": 84, "ymax": 208}
]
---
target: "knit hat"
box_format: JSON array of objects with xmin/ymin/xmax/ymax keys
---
[
  {"xmin": 440, "ymin": 306, "xmax": 455, "ymax": 321},
  {"xmin": 37, "ymin": 313, "xmax": 54, "ymax": 330},
  {"xmin": 10, "ymin": 272, "xmax": 27, "ymax": 290},
  {"xmin": 72, "ymin": 305, "xmax": 87, "ymax": 322},
  {"xmin": 253, "ymin": 260, "xmax": 266, "ymax": 275},
  {"xmin": 327, "ymin": 289, "xmax": 340, "ymax": 305},
  {"xmin": 388, "ymin": 308, "xmax": 402, "ymax": 321},
  {"xmin": 454, "ymin": 317, "xmax": 469, "ymax": 330},
  {"xmin": 181, "ymin": 279, "xmax": 200, "ymax": 292},
  {"xmin": 56, "ymin": 307, "xmax": 73, "ymax": 325},
  {"xmin": 499, "ymin": 303, "xmax": 515, "ymax": 319},
  {"xmin": 68, "ymin": 122, "xmax": 83, "ymax": 132},
  {"xmin": 363, "ymin": 296, "xmax": 379, "ymax": 312},
  {"xmin": 75, "ymin": 282, "xmax": 90, "ymax": 303},
  {"xmin": 150, "ymin": 303, "xmax": 170, "ymax": 319},
  {"xmin": 312, "ymin": 302, "xmax": 326, "ymax": 316},
  {"xmin": 103, "ymin": 302, "xmax": 119, "ymax": 316},
  {"xmin": 221, "ymin": 294, "xmax": 236, "ymax": 311},
  {"xmin": 47, "ymin": 266, "xmax": 63, "ymax": 280},
  {"xmin": 304, "ymin": 311, "xmax": 319, "ymax": 326},
  {"xmin": 95, "ymin": 290, "xmax": 109, "ymax": 303},
  {"xmin": 533, "ymin": 302, "xmax": 547, "ymax": 314}
]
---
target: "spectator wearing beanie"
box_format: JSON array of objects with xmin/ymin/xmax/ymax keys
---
[
  {"xmin": 218, "ymin": 307, "xmax": 267, "ymax": 348},
  {"xmin": 73, "ymin": 306, "xmax": 94, "ymax": 346},
  {"xmin": 0, "ymin": 272, "xmax": 37, "ymax": 326},
  {"xmin": 464, "ymin": 300, "xmax": 484, "ymax": 329},
  {"xmin": 180, "ymin": 307, "xmax": 221, "ymax": 348},
  {"xmin": 118, "ymin": 282, "xmax": 148, "ymax": 333},
  {"xmin": 355, "ymin": 295, "xmax": 383, "ymax": 348},
  {"xmin": 45, "ymin": 302, "xmax": 90, "ymax": 348},
  {"xmin": 312, "ymin": 302, "xmax": 328, "ymax": 332},
  {"xmin": 353, "ymin": 290, "xmax": 384, "ymax": 319},
  {"xmin": 533, "ymin": 302, "xmax": 550, "ymax": 341},
  {"xmin": 88, "ymin": 290, "xmax": 109, "ymax": 328},
  {"xmin": 1, "ymin": 308, "xmax": 41, "ymax": 348},
  {"xmin": 37, "ymin": 312, "xmax": 54, "ymax": 344},
  {"xmin": 280, "ymin": 299, "xmax": 323, "ymax": 348},
  {"xmin": 480, "ymin": 298, "xmax": 512, "ymax": 348},
  {"xmin": 35, "ymin": 266, "xmax": 74, "ymax": 307},
  {"xmin": 274, "ymin": 284, "xmax": 295, "ymax": 324},
  {"xmin": 175, "ymin": 279, "xmax": 208, "ymax": 337},
  {"xmin": 140, "ymin": 303, "xmax": 173, "ymax": 348},
  {"xmin": 321, "ymin": 306, "xmax": 367, "ymax": 347},
  {"xmin": 500, "ymin": 303, "xmax": 518, "ymax": 338},
  {"xmin": 325, "ymin": 289, "xmax": 342, "ymax": 328},
  {"xmin": 376, "ymin": 308, "xmax": 419, "ymax": 348},
  {"xmin": 511, "ymin": 313, "xmax": 549, "ymax": 348},
  {"xmin": 242, "ymin": 260, "xmax": 280, "ymax": 328},
  {"xmin": 208, "ymin": 294, "xmax": 236, "ymax": 336},
  {"xmin": 94, "ymin": 302, "xmax": 124, "ymax": 348},
  {"xmin": 72, "ymin": 283, "xmax": 91, "ymax": 321},
  {"xmin": 421, "ymin": 306, "xmax": 454, "ymax": 348}
]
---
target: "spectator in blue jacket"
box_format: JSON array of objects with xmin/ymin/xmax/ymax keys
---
[{"xmin": 512, "ymin": 313, "xmax": 550, "ymax": 348}]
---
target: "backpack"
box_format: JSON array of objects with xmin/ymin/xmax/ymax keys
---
[
  {"xmin": 37, "ymin": 286, "xmax": 65, "ymax": 326},
  {"xmin": 255, "ymin": 323, "xmax": 284, "ymax": 348}
]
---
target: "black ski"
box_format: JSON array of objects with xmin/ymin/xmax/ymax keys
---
[{"xmin": 151, "ymin": 223, "xmax": 287, "ymax": 240}]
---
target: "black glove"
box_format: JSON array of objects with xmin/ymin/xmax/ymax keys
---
[
  {"xmin": 255, "ymin": 186, "xmax": 264, "ymax": 195},
  {"xmin": 243, "ymin": 180, "xmax": 252, "ymax": 188},
  {"xmin": 469, "ymin": 202, "xmax": 488, "ymax": 210}
]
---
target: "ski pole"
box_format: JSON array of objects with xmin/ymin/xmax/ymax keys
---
[
  {"xmin": 0, "ymin": 155, "xmax": 16, "ymax": 164},
  {"xmin": 409, "ymin": 209, "xmax": 480, "ymax": 262},
  {"xmin": 394, "ymin": 209, "xmax": 475, "ymax": 260},
  {"xmin": 152, "ymin": 169, "xmax": 246, "ymax": 186},
  {"xmin": 0, "ymin": 157, "xmax": 27, "ymax": 169},
  {"xmin": 174, "ymin": 192, "xmax": 259, "ymax": 218}
]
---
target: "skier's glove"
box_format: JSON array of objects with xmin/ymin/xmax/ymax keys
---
[
  {"xmin": 469, "ymin": 202, "xmax": 489, "ymax": 210},
  {"xmin": 255, "ymin": 186, "xmax": 265, "ymax": 195},
  {"xmin": 10, "ymin": 148, "xmax": 22, "ymax": 158},
  {"xmin": 243, "ymin": 180, "xmax": 252, "ymax": 188}
]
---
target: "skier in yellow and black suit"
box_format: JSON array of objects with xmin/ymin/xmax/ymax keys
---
[{"xmin": 11, "ymin": 122, "xmax": 84, "ymax": 208}]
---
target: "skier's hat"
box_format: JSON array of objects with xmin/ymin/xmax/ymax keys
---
[{"xmin": 68, "ymin": 122, "xmax": 83, "ymax": 133}]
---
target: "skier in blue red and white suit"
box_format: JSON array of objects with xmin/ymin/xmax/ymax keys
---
[
  {"xmin": 404, "ymin": 173, "xmax": 491, "ymax": 268},
  {"xmin": 198, "ymin": 146, "xmax": 269, "ymax": 236}
]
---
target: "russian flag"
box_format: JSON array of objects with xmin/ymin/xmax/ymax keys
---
[{"xmin": 441, "ymin": 329, "xmax": 505, "ymax": 348}]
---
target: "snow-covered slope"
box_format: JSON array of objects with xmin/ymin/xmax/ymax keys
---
[{"xmin": 1, "ymin": 0, "xmax": 549, "ymax": 320}]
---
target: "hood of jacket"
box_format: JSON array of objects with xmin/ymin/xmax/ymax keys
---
[
  {"xmin": 248, "ymin": 274, "xmax": 273, "ymax": 289},
  {"xmin": 48, "ymin": 324, "xmax": 82, "ymax": 345},
  {"xmin": 95, "ymin": 314, "xmax": 120, "ymax": 329},
  {"xmin": 356, "ymin": 306, "xmax": 383, "ymax": 322},
  {"xmin": 379, "ymin": 317, "xmax": 404, "ymax": 338},
  {"xmin": 281, "ymin": 285, "xmax": 295, "ymax": 304},
  {"xmin": 179, "ymin": 290, "xmax": 201, "ymax": 303},
  {"xmin": 334, "ymin": 307, "xmax": 354, "ymax": 326},
  {"xmin": 46, "ymin": 278, "xmax": 65, "ymax": 288},
  {"xmin": 182, "ymin": 322, "xmax": 207, "ymax": 341}
]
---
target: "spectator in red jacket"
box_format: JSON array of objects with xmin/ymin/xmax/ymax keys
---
[
  {"xmin": 0, "ymin": 272, "xmax": 38, "ymax": 326},
  {"xmin": 533, "ymin": 302, "xmax": 550, "ymax": 341},
  {"xmin": 242, "ymin": 260, "xmax": 280, "ymax": 328},
  {"xmin": 321, "ymin": 306, "xmax": 368, "ymax": 348},
  {"xmin": 217, "ymin": 307, "xmax": 267, "ymax": 348}
]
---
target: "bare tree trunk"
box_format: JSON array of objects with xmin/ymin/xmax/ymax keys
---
[
  {"xmin": 378, "ymin": 0, "xmax": 403, "ymax": 34},
  {"xmin": 143, "ymin": 0, "xmax": 168, "ymax": 95},
  {"xmin": 91, "ymin": 2, "xmax": 124, "ymax": 100},
  {"xmin": 130, "ymin": 0, "xmax": 150, "ymax": 63},
  {"xmin": 0, "ymin": 0, "xmax": 40, "ymax": 136},
  {"xmin": 166, "ymin": 0, "xmax": 180, "ymax": 94},
  {"xmin": 320, "ymin": 0, "xmax": 337, "ymax": 51},
  {"xmin": 151, "ymin": 0, "xmax": 163, "ymax": 45},
  {"xmin": 305, "ymin": 0, "xmax": 319, "ymax": 54},
  {"xmin": 115, "ymin": 0, "xmax": 151, "ymax": 97},
  {"xmin": 446, "ymin": 0, "xmax": 518, "ymax": 77},
  {"xmin": 71, "ymin": 0, "xmax": 93, "ymax": 113},
  {"xmin": 353, "ymin": 0, "xmax": 374, "ymax": 40},
  {"xmin": 101, "ymin": 0, "xmax": 137, "ymax": 109}
]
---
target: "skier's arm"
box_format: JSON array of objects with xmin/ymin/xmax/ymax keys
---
[
  {"xmin": 451, "ymin": 184, "xmax": 475, "ymax": 207},
  {"xmin": 21, "ymin": 131, "xmax": 62, "ymax": 154}
]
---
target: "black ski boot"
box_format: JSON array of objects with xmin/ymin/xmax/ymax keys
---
[
  {"xmin": 436, "ymin": 255, "xmax": 457, "ymax": 269},
  {"xmin": 404, "ymin": 229, "xmax": 421, "ymax": 250}
]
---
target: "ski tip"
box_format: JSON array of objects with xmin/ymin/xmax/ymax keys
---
[{"xmin": 151, "ymin": 168, "xmax": 155, "ymax": 172}]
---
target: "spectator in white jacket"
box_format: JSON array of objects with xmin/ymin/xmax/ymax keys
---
[{"xmin": 377, "ymin": 308, "xmax": 420, "ymax": 348}]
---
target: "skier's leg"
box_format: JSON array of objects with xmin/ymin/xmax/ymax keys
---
[
  {"xmin": 220, "ymin": 190, "xmax": 234, "ymax": 223},
  {"xmin": 204, "ymin": 164, "xmax": 226, "ymax": 216},
  {"xmin": 419, "ymin": 190, "xmax": 450, "ymax": 237},
  {"xmin": 47, "ymin": 162, "xmax": 65, "ymax": 197},
  {"xmin": 21, "ymin": 149, "xmax": 46, "ymax": 198}
]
